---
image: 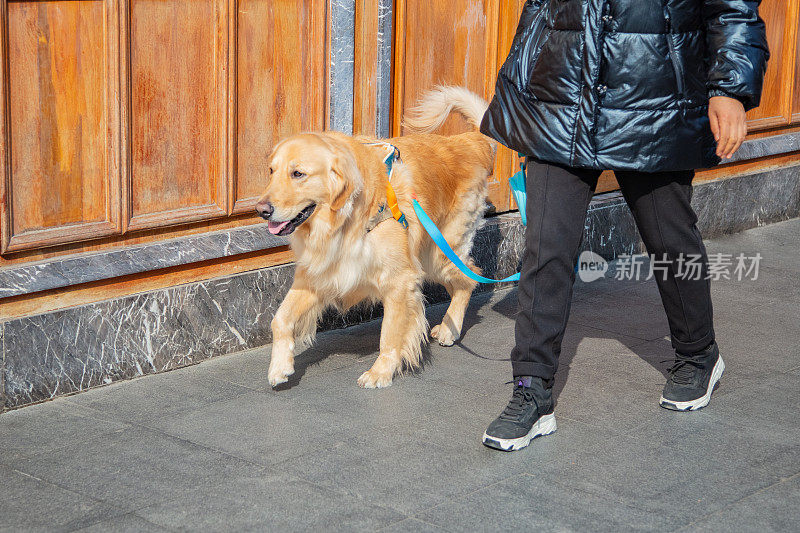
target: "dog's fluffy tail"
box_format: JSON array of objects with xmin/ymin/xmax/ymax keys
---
[{"xmin": 403, "ymin": 85, "xmax": 489, "ymax": 133}]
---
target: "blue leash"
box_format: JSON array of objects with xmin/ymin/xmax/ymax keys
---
[
  {"xmin": 412, "ymin": 198, "xmax": 521, "ymax": 283},
  {"xmin": 411, "ymin": 155, "xmax": 528, "ymax": 284}
]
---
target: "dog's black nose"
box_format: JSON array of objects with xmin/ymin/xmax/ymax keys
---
[{"xmin": 255, "ymin": 201, "xmax": 274, "ymax": 220}]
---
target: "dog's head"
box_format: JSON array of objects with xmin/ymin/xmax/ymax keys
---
[{"xmin": 255, "ymin": 133, "xmax": 362, "ymax": 236}]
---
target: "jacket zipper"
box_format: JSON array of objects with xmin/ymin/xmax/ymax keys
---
[{"xmin": 663, "ymin": 8, "xmax": 686, "ymax": 97}]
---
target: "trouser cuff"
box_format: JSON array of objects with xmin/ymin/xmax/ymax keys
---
[
  {"xmin": 512, "ymin": 361, "xmax": 556, "ymax": 383},
  {"xmin": 672, "ymin": 328, "xmax": 715, "ymax": 355}
]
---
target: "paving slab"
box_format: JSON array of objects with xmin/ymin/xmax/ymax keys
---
[
  {"xmin": 10, "ymin": 426, "xmax": 260, "ymax": 512},
  {"xmin": 144, "ymin": 390, "xmax": 367, "ymax": 468},
  {"xmin": 73, "ymin": 513, "xmax": 170, "ymax": 533},
  {"xmin": 419, "ymin": 473, "xmax": 676, "ymax": 532},
  {"xmin": 0, "ymin": 465, "xmax": 127, "ymax": 533},
  {"xmin": 279, "ymin": 429, "xmax": 526, "ymax": 516},
  {"xmin": 529, "ymin": 419, "xmax": 799, "ymax": 525},
  {"xmin": 706, "ymin": 218, "xmax": 800, "ymax": 274},
  {"xmin": 379, "ymin": 518, "xmax": 446, "ymax": 532},
  {"xmin": 0, "ymin": 400, "xmax": 129, "ymax": 461},
  {"xmin": 569, "ymin": 280, "xmax": 672, "ymax": 342},
  {"xmin": 62, "ymin": 364, "xmax": 254, "ymax": 426},
  {"xmin": 680, "ymin": 473, "xmax": 800, "ymax": 533},
  {"xmin": 133, "ymin": 473, "xmax": 405, "ymax": 532}
]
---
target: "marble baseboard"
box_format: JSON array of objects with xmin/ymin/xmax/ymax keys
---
[
  {"xmin": 728, "ymin": 131, "xmax": 800, "ymax": 163},
  {"xmin": 376, "ymin": 0, "xmax": 394, "ymax": 138},
  {"xmin": 329, "ymin": 0, "xmax": 393, "ymax": 138},
  {"xmin": 0, "ymin": 226, "xmax": 288, "ymax": 299},
  {"xmin": 2, "ymin": 265, "xmax": 294, "ymax": 408},
  {"xmin": 694, "ymin": 164, "xmax": 800, "ymax": 237},
  {"xmin": 2, "ymin": 164, "xmax": 799, "ymax": 409},
  {"xmin": 581, "ymin": 192, "xmax": 644, "ymax": 260}
]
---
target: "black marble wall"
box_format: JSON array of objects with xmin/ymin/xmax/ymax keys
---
[
  {"xmin": 2, "ymin": 266, "xmax": 293, "ymax": 408},
  {"xmin": 694, "ymin": 165, "xmax": 800, "ymax": 237}
]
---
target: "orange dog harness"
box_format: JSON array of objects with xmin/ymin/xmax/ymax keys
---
[{"xmin": 364, "ymin": 142, "xmax": 408, "ymax": 230}]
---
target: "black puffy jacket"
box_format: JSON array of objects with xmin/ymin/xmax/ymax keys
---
[{"xmin": 480, "ymin": 0, "xmax": 769, "ymax": 172}]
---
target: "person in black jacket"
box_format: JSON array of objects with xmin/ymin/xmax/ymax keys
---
[{"xmin": 480, "ymin": 0, "xmax": 769, "ymax": 451}]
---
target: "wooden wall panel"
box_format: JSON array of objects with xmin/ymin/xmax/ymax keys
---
[
  {"xmin": 127, "ymin": 0, "xmax": 228, "ymax": 230},
  {"xmin": 1, "ymin": 0, "xmax": 122, "ymax": 253},
  {"xmin": 393, "ymin": 0, "xmax": 494, "ymax": 137},
  {"xmin": 392, "ymin": 0, "xmax": 511, "ymax": 212},
  {"xmin": 745, "ymin": 0, "xmax": 797, "ymax": 130},
  {"xmin": 233, "ymin": 0, "xmax": 326, "ymax": 213},
  {"xmin": 793, "ymin": 6, "xmax": 800, "ymax": 123}
]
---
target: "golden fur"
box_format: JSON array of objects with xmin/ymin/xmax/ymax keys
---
[{"xmin": 256, "ymin": 86, "xmax": 496, "ymax": 388}]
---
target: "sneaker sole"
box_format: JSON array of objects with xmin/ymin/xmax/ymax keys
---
[
  {"xmin": 482, "ymin": 413, "xmax": 557, "ymax": 452},
  {"xmin": 659, "ymin": 356, "xmax": 725, "ymax": 411}
]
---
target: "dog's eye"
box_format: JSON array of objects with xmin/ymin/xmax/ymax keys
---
[
  {"xmin": 292, "ymin": 170, "xmax": 306, "ymax": 179},
  {"xmin": 269, "ymin": 167, "xmax": 274, "ymax": 175}
]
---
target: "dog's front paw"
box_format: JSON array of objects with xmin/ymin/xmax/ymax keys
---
[
  {"xmin": 357, "ymin": 369, "xmax": 394, "ymax": 389},
  {"xmin": 431, "ymin": 323, "xmax": 457, "ymax": 347},
  {"xmin": 268, "ymin": 358, "xmax": 295, "ymax": 388}
]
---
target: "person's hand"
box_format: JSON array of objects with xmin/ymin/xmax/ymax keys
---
[{"xmin": 709, "ymin": 95, "xmax": 747, "ymax": 160}]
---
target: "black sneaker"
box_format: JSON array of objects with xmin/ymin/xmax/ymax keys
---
[
  {"xmin": 482, "ymin": 377, "xmax": 556, "ymax": 451},
  {"xmin": 660, "ymin": 341, "xmax": 725, "ymax": 411}
]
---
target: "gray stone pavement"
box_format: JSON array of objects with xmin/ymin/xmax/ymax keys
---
[{"xmin": 1, "ymin": 218, "xmax": 799, "ymax": 532}]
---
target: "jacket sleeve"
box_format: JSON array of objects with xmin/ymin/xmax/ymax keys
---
[{"xmin": 702, "ymin": 0, "xmax": 769, "ymax": 111}]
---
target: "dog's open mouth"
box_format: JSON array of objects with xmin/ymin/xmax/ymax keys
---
[{"xmin": 267, "ymin": 203, "xmax": 317, "ymax": 236}]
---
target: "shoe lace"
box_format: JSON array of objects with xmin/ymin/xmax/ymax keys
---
[
  {"xmin": 499, "ymin": 383, "xmax": 539, "ymax": 421},
  {"xmin": 665, "ymin": 357, "xmax": 704, "ymax": 385}
]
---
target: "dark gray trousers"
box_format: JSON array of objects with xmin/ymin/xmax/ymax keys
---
[{"xmin": 511, "ymin": 158, "xmax": 716, "ymax": 380}]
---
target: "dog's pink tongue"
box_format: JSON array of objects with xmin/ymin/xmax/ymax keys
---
[{"xmin": 267, "ymin": 220, "xmax": 290, "ymax": 235}]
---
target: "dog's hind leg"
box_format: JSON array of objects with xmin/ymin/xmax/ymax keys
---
[
  {"xmin": 268, "ymin": 271, "xmax": 323, "ymax": 388},
  {"xmin": 358, "ymin": 275, "xmax": 428, "ymax": 389},
  {"xmin": 431, "ymin": 259, "xmax": 480, "ymax": 346}
]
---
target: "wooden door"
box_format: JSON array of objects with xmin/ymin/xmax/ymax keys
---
[
  {"xmin": 235, "ymin": 0, "xmax": 326, "ymax": 214},
  {"xmin": 392, "ymin": 0, "xmax": 526, "ymax": 213},
  {"xmin": 793, "ymin": 7, "xmax": 800, "ymax": 124},
  {"xmin": 0, "ymin": 0, "xmax": 327, "ymax": 257},
  {"xmin": 126, "ymin": 0, "xmax": 229, "ymax": 231},
  {"xmin": 126, "ymin": 0, "xmax": 327, "ymax": 227},
  {"xmin": 0, "ymin": 0, "xmax": 123, "ymax": 253},
  {"xmin": 745, "ymin": 0, "xmax": 800, "ymax": 130}
]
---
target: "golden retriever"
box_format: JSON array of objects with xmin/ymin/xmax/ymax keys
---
[{"xmin": 255, "ymin": 86, "xmax": 496, "ymax": 388}]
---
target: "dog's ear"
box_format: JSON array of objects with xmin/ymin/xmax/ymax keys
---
[{"xmin": 329, "ymin": 147, "xmax": 362, "ymax": 212}]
